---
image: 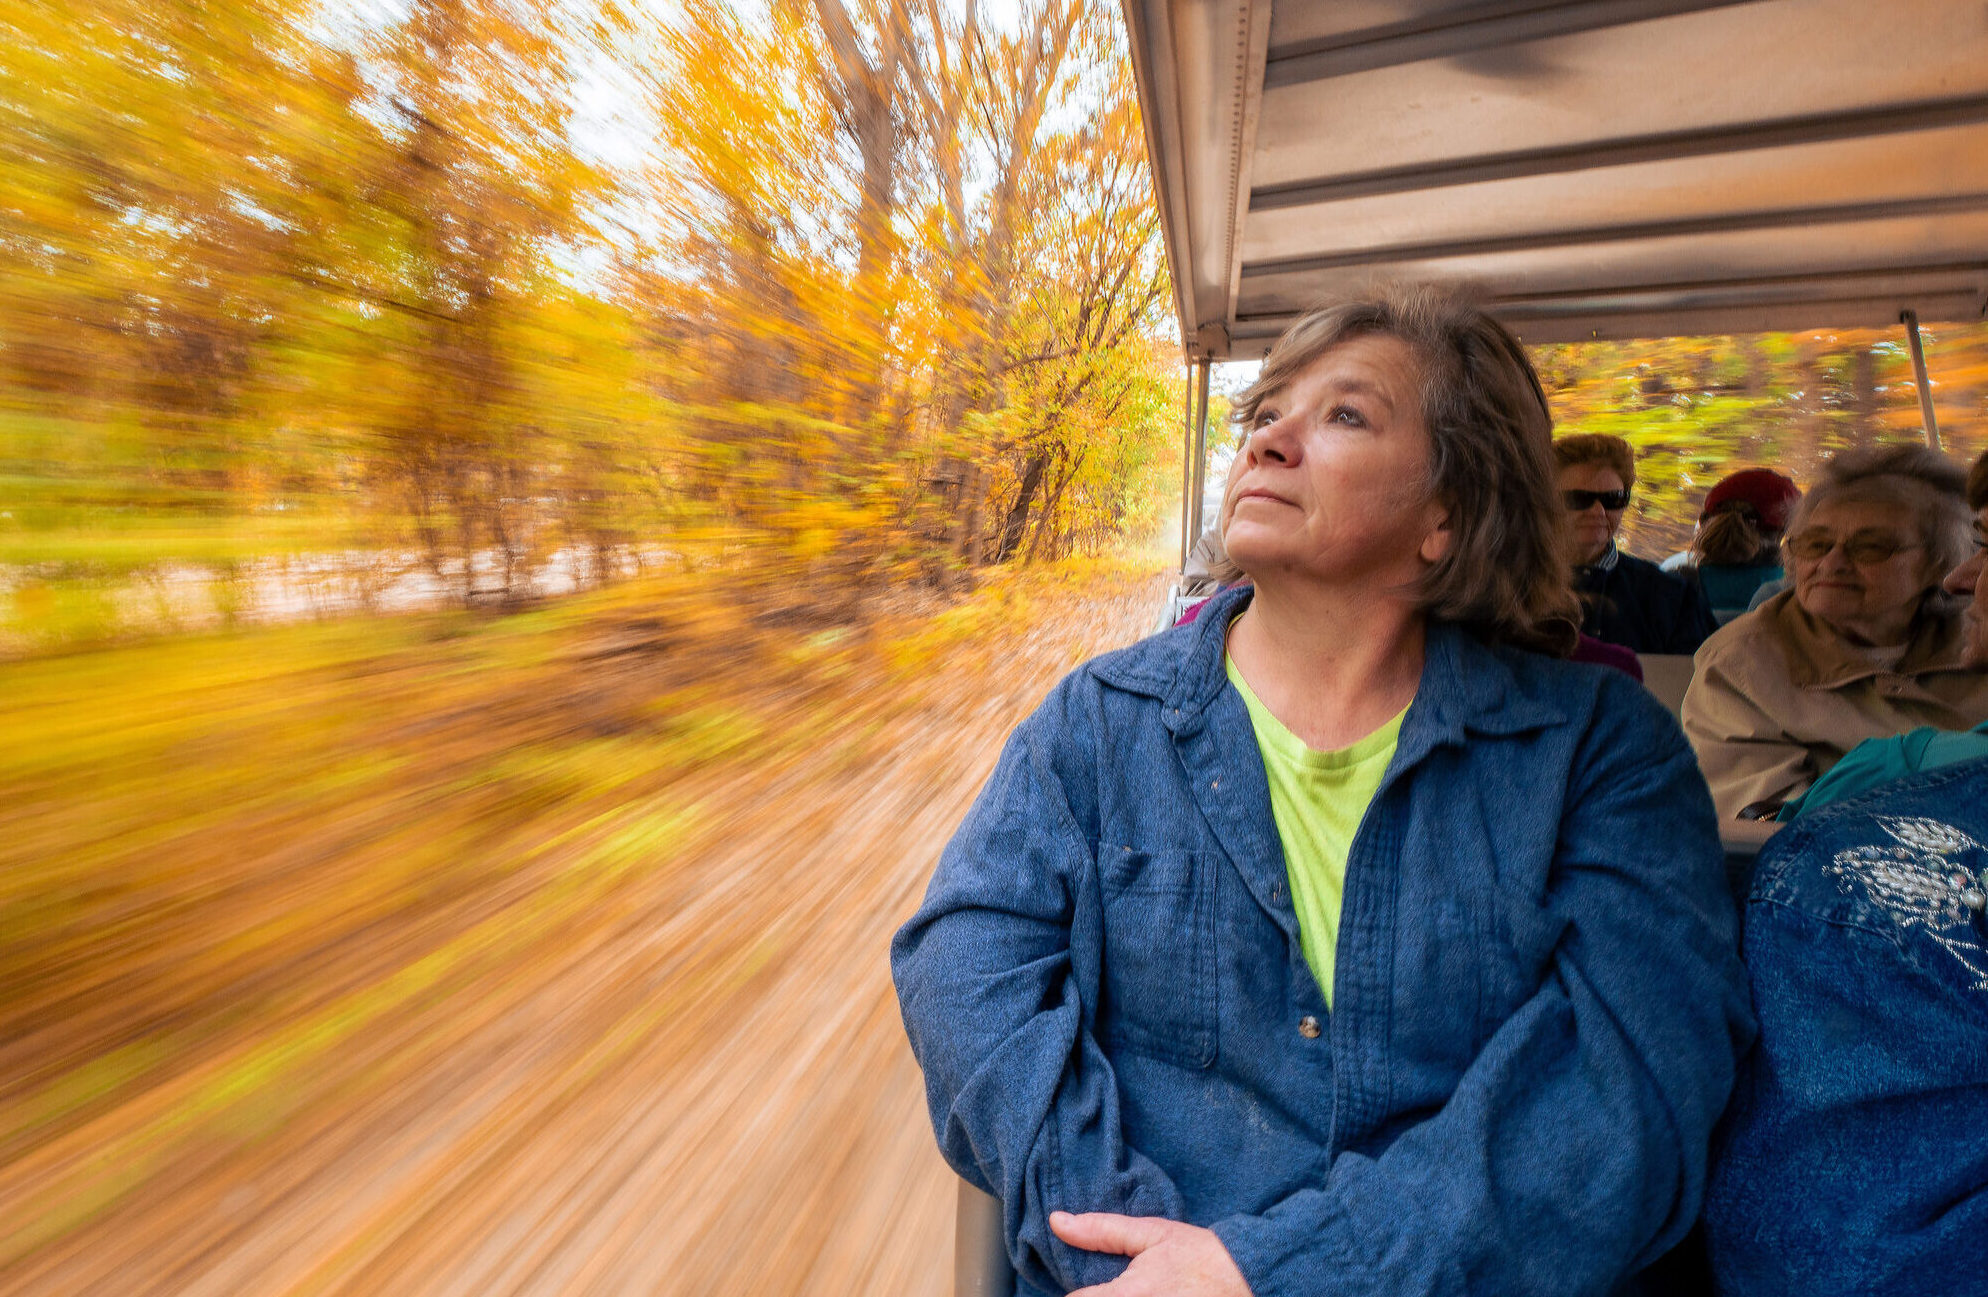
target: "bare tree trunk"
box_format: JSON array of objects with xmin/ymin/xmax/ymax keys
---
[
  {"xmin": 1853, "ymin": 346, "xmax": 1879, "ymax": 433},
  {"xmin": 1027, "ymin": 448, "xmax": 1080, "ymax": 562},
  {"xmin": 810, "ymin": 0, "xmax": 904, "ymax": 428},
  {"xmin": 920, "ymin": 0, "xmax": 1078, "ymax": 565},
  {"xmin": 994, "ymin": 450, "xmax": 1049, "ymax": 562}
]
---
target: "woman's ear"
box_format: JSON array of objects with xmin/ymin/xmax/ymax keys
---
[{"xmin": 1419, "ymin": 505, "xmax": 1454, "ymax": 565}]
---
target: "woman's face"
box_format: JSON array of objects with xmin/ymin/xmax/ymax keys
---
[
  {"xmin": 1220, "ymin": 334, "xmax": 1450, "ymax": 589},
  {"xmin": 1789, "ymin": 498, "xmax": 1937, "ymax": 644},
  {"xmin": 1557, "ymin": 463, "xmax": 1627, "ymax": 565},
  {"xmin": 1940, "ymin": 505, "xmax": 1987, "ymax": 669}
]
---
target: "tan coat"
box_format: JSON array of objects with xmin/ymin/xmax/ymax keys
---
[{"xmin": 1681, "ymin": 589, "xmax": 1988, "ymax": 819}]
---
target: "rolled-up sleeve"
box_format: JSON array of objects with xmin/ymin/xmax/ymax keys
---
[
  {"xmin": 1210, "ymin": 689, "xmax": 1755, "ymax": 1297},
  {"xmin": 890, "ymin": 690, "xmax": 1186, "ymax": 1293}
]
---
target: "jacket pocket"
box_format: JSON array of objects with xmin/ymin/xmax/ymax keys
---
[{"xmin": 1098, "ymin": 848, "xmax": 1218, "ymax": 1068}]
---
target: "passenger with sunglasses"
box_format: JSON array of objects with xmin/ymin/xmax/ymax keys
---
[
  {"xmin": 1683, "ymin": 445, "xmax": 1988, "ymax": 820},
  {"xmin": 1553, "ymin": 434, "xmax": 1718, "ymax": 654}
]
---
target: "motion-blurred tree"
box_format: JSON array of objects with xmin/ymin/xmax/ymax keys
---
[
  {"xmin": 641, "ymin": 0, "xmax": 1178, "ymax": 590},
  {"xmin": 984, "ymin": 54, "xmax": 1169, "ymax": 563},
  {"xmin": 12, "ymin": 0, "xmax": 1986, "ymax": 650}
]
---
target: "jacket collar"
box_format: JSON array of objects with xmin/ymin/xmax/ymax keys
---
[
  {"xmin": 1762, "ymin": 588, "xmax": 1970, "ymax": 689},
  {"xmin": 1093, "ymin": 583, "xmax": 1564, "ymax": 745},
  {"xmin": 1094, "ymin": 582, "xmax": 1567, "ymax": 955},
  {"xmin": 1576, "ymin": 542, "xmax": 1622, "ymax": 575}
]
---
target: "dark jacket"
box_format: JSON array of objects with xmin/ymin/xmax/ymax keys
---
[
  {"xmin": 891, "ymin": 584, "xmax": 1753, "ymax": 1297},
  {"xmin": 1576, "ymin": 546, "xmax": 1718, "ymax": 654},
  {"xmin": 1703, "ymin": 757, "xmax": 1988, "ymax": 1295}
]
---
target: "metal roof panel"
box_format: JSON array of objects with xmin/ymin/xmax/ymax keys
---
[{"xmin": 1125, "ymin": 0, "xmax": 1988, "ymax": 357}]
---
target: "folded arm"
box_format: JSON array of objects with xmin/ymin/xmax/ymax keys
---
[{"xmin": 891, "ymin": 699, "xmax": 1187, "ymax": 1292}]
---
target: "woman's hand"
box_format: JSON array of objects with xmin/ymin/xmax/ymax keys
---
[{"xmin": 1050, "ymin": 1211, "xmax": 1252, "ymax": 1297}]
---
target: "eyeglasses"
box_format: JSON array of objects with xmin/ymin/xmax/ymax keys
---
[
  {"xmin": 1563, "ymin": 488, "xmax": 1631, "ymax": 512},
  {"xmin": 1786, "ymin": 531, "xmax": 1921, "ymax": 565}
]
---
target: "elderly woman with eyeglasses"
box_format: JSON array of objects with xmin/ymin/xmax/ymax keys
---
[{"xmin": 1683, "ymin": 444, "xmax": 1988, "ymax": 820}]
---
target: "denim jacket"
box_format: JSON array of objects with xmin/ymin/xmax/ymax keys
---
[
  {"xmin": 892, "ymin": 585, "xmax": 1753, "ymax": 1297},
  {"xmin": 1703, "ymin": 757, "xmax": 1988, "ymax": 1295}
]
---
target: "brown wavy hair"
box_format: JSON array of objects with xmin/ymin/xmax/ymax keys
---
[
  {"xmin": 1224, "ymin": 283, "xmax": 1579, "ymax": 655},
  {"xmin": 1550, "ymin": 433, "xmax": 1638, "ymax": 489},
  {"xmin": 1696, "ymin": 507, "xmax": 1775, "ymax": 567}
]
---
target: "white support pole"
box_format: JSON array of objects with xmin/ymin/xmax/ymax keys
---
[
  {"xmin": 1188, "ymin": 358, "xmax": 1213, "ymax": 551},
  {"xmin": 1900, "ymin": 309, "xmax": 1942, "ymax": 451},
  {"xmin": 1179, "ymin": 360, "xmax": 1196, "ymax": 569}
]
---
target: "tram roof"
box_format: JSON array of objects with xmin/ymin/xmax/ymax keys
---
[{"xmin": 1122, "ymin": 0, "xmax": 1988, "ymax": 360}]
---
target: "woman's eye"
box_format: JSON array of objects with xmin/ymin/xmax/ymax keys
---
[
  {"xmin": 1254, "ymin": 411, "xmax": 1278, "ymax": 429},
  {"xmin": 1330, "ymin": 406, "xmax": 1366, "ymax": 427}
]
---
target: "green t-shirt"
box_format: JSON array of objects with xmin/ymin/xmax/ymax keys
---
[{"xmin": 1226, "ymin": 653, "xmax": 1407, "ymax": 1009}]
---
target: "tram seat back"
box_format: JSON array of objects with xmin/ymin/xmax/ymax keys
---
[{"xmin": 1637, "ymin": 654, "xmax": 1694, "ymax": 718}]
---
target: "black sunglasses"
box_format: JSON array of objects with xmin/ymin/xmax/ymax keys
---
[{"xmin": 1563, "ymin": 488, "xmax": 1631, "ymax": 511}]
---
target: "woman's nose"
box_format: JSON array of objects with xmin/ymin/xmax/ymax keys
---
[
  {"xmin": 1944, "ymin": 551, "xmax": 1984, "ymax": 597},
  {"xmin": 1248, "ymin": 421, "xmax": 1296, "ymax": 464}
]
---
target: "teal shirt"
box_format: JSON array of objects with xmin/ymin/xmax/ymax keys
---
[
  {"xmin": 1780, "ymin": 720, "xmax": 1988, "ymax": 820},
  {"xmin": 1698, "ymin": 562, "xmax": 1782, "ymax": 617}
]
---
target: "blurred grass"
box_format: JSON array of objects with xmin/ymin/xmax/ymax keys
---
[
  {"xmin": 0, "ymin": 552, "xmax": 1165, "ymax": 1272},
  {"xmin": 0, "ymin": 405, "xmax": 366, "ymax": 571}
]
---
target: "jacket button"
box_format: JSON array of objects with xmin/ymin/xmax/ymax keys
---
[{"xmin": 1298, "ymin": 1015, "xmax": 1321, "ymax": 1039}]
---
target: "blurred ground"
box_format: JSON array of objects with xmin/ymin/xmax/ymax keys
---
[{"xmin": 0, "ymin": 560, "xmax": 1171, "ymax": 1296}]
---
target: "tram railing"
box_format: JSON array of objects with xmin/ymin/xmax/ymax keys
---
[{"xmin": 955, "ymin": 1180, "xmax": 1014, "ymax": 1297}]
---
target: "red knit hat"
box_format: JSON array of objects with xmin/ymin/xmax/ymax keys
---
[{"xmin": 1701, "ymin": 468, "xmax": 1800, "ymax": 531}]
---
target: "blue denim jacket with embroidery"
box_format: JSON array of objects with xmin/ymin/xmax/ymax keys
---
[
  {"xmin": 1704, "ymin": 757, "xmax": 1988, "ymax": 1295},
  {"xmin": 891, "ymin": 584, "xmax": 1753, "ymax": 1297}
]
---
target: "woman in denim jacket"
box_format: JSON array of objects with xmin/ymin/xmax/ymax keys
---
[
  {"xmin": 1702, "ymin": 758, "xmax": 1988, "ymax": 1293},
  {"xmin": 892, "ymin": 285, "xmax": 1754, "ymax": 1297}
]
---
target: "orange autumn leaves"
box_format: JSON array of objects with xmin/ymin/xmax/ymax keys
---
[{"xmin": 1, "ymin": 0, "xmax": 1183, "ymax": 651}]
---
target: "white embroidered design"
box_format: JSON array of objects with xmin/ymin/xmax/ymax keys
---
[
  {"xmin": 1879, "ymin": 816, "xmax": 1979, "ymax": 857},
  {"xmin": 1823, "ymin": 816, "xmax": 1988, "ymax": 989}
]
